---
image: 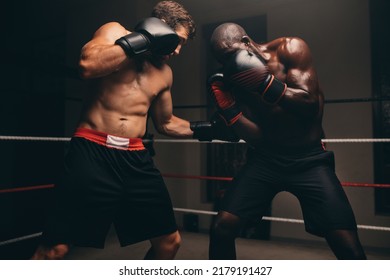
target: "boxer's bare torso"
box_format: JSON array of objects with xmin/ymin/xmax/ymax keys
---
[
  {"xmin": 241, "ymin": 37, "xmax": 325, "ymax": 147},
  {"xmin": 78, "ymin": 22, "xmax": 191, "ymax": 139},
  {"xmin": 79, "ymin": 58, "xmax": 172, "ymax": 138}
]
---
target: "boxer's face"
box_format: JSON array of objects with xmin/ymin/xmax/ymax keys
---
[
  {"xmin": 213, "ymin": 36, "xmax": 253, "ymax": 65},
  {"xmin": 173, "ymin": 25, "xmax": 189, "ymax": 56}
]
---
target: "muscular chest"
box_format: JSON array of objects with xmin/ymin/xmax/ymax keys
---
[
  {"xmin": 93, "ymin": 64, "xmax": 168, "ymax": 114},
  {"xmin": 115, "ymin": 64, "xmax": 168, "ymax": 98}
]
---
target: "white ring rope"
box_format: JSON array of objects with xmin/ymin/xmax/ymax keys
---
[
  {"xmin": 0, "ymin": 136, "xmax": 71, "ymax": 142},
  {"xmin": 321, "ymin": 138, "xmax": 390, "ymax": 143},
  {"xmin": 1, "ymin": 135, "xmax": 390, "ymax": 143},
  {"xmin": 0, "ymin": 232, "xmax": 43, "ymax": 247},
  {"xmin": 173, "ymin": 207, "xmax": 390, "ymax": 232},
  {"xmin": 1, "ymin": 207, "xmax": 389, "ymax": 247},
  {"xmin": 0, "ymin": 135, "xmax": 389, "ymax": 246}
]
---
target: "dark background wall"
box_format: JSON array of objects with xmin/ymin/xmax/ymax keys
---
[
  {"xmin": 371, "ymin": 0, "xmax": 390, "ymax": 214},
  {"xmin": 1, "ymin": 0, "xmax": 389, "ymax": 259},
  {"xmin": 0, "ymin": 1, "xmax": 68, "ymax": 257}
]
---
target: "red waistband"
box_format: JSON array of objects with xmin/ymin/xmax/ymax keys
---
[{"xmin": 74, "ymin": 128, "xmax": 145, "ymax": 151}]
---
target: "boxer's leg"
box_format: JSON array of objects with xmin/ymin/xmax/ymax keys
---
[
  {"xmin": 144, "ymin": 230, "xmax": 181, "ymax": 260},
  {"xmin": 209, "ymin": 211, "xmax": 242, "ymax": 260},
  {"xmin": 325, "ymin": 230, "xmax": 366, "ymax": 260}
]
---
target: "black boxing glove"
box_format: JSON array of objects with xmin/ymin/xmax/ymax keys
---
[
  {"xmin": 224, "ymin": 49, "xmax": 287, "ymax": 105},
  {"xmin": 190, "ymin": 113, "xmax": 240, "ymax": 142},
  {"xmin": 115, "ymin": 17, "xmax": 180, "ymax": 57},
  {"xmin": 207, "ymin": 73, "xmax": 242, "ymax": 126}
]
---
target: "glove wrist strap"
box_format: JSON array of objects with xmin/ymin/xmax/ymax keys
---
[
  {"xmin": 115, "ymin": 33, "xmax": 150, "ymax": 57},
  {"xmin": 220, "ymin": 106, "xmax": 242, "ymax": 126},
  {"xmin": 261, "ymin": 75, "xmax": 287, "ymax": 105}
]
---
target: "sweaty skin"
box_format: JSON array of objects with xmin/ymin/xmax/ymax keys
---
[
  {"xmin": 222, "ymin": 36, "xmax": 324, "ymax": 148},
  {"xmin": 78, "ymin": 22, "xmax": 192, "ymax": 139}
]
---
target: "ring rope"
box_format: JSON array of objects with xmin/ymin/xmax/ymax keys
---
[
  {"xmin": 163, "ymin": 173, "xmax": 233, "ymax": 182},
  {"xmin": 2, "ymin": 206, "xmax": 389, "ymax": 247},
  {"xmin": 324, "ymin": 96, "xmax": 390, "ymax": 104},
  {"xmin": 2, "ymin": 176, "xmax": 390, "ymax": 194},
  {"xmin": 321, "ymin": 138, "xmax": 390, "ymax": 143},
  {"xmin": 1, "ymin": 135, "xmax": 390, "ymax": 143},
  {"xmin": 0, "ymin": 136, "xmax": 71, "ymax": 142},
  {"xmin": 0, "ymin": 232, "xmax": 43, "ymax": 247},
  {"xmin": 151, "ymin": 138, "xmax": 390, "ymax": 143},
  {"xmin": 163, "ymin": 173, "xmax": 390, "ymax": 188},
  {"xmin": 172, "ymin": 96, "xmax": 390, "ymax": 110},
  {"xmin": 0, "ymin": 134, "xmax": 389, "ymax": 245},
  {"xmin": 173, "ymin": 208, "xmax": 390, "ymax": 232},
  {"xmin": 0, "ymin": 184, "xmax": 54, "ymax": 194}
]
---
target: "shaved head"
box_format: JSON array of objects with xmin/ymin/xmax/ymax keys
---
[{"xmin": 210, "ymin": 23, "xmax": 248, "ymax": 63}]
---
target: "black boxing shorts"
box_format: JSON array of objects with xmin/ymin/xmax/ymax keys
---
[
  {"xmin": 41, "ymin": 128, "xmax": 177, "ymax": 248},
  {"xmin": 220, "ymin": 142, "xmax": 358, "ymax": 237}
]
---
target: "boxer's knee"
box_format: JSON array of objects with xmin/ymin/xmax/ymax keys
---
[
  {"xmin": 163, "ymin": 230, "xmax": 181, "ymax": 253},
  {"xmin": 149, "ymin": 230, "xmax": 181, "ymax": 259},
  {"xmin": 210, "ymin": 211, "xmax": 241, "ymax": 241}
]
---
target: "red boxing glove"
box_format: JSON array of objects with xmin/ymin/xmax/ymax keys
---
[
  {"xmin": 224, "ymin": 49, "xmax": 287, "ymax": 105},
  {"xmin": 208, "ymin": 73, "xmax": 242, "ymax": 126}
]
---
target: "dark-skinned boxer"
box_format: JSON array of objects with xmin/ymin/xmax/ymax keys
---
[{"xmin": 207, "ymin": 22, "xmax": 366, "ymax": 260}]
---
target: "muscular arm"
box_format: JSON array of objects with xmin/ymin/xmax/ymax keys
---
[
  {"xmin": 231, "ymin": 113, "xmax": 262, "ymax": 146},
  {"xmin": 149, "ymin": 69, "xmax": 193, "ymax": 138},
  {"xmin": 276, "ymin": 37, "xmax": 322, "ymax": 117},
  {"xmin": 78, "ymin": 22, "xmax": 130, "ymax": 79},
  {"xmin": 219, "ymin": 94, "xmax": 262, "ymax": 145}
]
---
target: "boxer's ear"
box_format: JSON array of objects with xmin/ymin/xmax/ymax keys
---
[{"xmin": 241, "ymin": 36, "xmax": 250, "ymax": 46}]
